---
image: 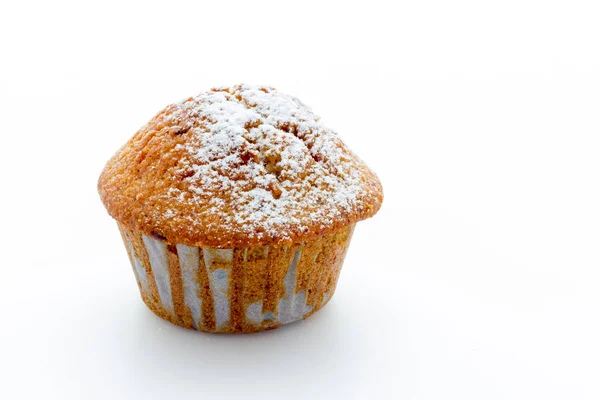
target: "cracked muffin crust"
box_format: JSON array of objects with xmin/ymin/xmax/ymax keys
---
[{"xmin": 98, "ymin": 84, "xmax": 383, "ymax": 248}]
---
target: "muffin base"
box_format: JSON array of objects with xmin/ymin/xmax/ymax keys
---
[{"xmin": 118, "ymin": 223, "xmax": 355, "ymax": 333}]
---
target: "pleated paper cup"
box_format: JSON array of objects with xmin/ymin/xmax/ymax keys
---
[{"xmin": 117, "ymin": 223, "xmax": 355, "ymax": 333}]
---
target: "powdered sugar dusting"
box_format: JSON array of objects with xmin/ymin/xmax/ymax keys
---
[{"xmin": 163, "ymin": 84, "xmax": 368, "ymax": 242}]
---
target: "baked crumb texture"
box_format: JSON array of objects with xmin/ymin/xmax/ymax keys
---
[
  {"xmin": 99, "ymin": 84, "xmax": 382, "ymax": 248},
  {"xmin": 119, "ymin": 222, "xmax": 354, "ymax": 333}
]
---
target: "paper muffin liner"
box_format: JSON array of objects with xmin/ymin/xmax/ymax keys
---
[{"xmin": 117, "ymin": 223, "xmax": 355, "ymax": 333}]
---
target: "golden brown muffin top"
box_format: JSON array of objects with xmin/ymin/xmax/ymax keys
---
[{"xmin": 98, "ymin": 84, "xmax": 383, "ymax": 247}]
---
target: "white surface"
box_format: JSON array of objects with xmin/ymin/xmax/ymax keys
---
[{"xmin": 1, "ymin": 1, "xmax": 600, "ymax": 399}]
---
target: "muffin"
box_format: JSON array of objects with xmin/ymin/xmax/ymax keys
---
[{"xmin": 98, "ymin": 84, "xmax": 383, "ymax": 333}]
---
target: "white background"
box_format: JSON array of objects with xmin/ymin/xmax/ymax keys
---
[{"xmin": 1, "ymin": 1, "xmax": 599, "ymax": 399}]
